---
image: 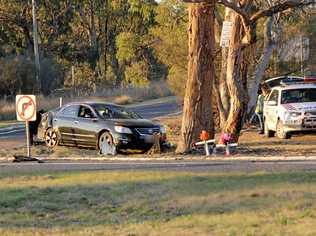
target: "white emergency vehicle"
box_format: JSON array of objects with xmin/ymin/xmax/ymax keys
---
[{"xmin": 263, "ymin": 78, "xmax": 316, "ymax": 139}]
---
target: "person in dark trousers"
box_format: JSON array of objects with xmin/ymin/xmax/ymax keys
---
[
  {"xmin": 255, "ymin": 84, "xmax": 270, "ymax": 134},
  {"xmin": 29, "ymin": 109, "xmax": 45, "ymax": 145}
]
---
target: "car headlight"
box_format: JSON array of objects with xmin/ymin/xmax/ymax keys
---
[
  {"xmin": 284, "ymin": 111, "xmax": 302, "ymax": 124},
  {"xmin": 160, "ymin": 126, "xmax": 166, "ymax": 134},
  {"xmin": 114, "ymin": 126, "xmax": 132, "ymax": 134},
  {"xmin": 289, "ymin": 112, "xmax": 301, "ymax": 118}
]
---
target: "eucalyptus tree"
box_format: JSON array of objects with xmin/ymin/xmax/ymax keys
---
[{"xmin": 176, "ymin": 0, "xmax": 315, "ymax": 153}]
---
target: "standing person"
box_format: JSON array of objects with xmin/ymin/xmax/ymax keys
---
[
  {"xmin": 29, "ymin": 109, "xmax": 45, "ymax": 145},
  {"xmin": 255, "ymin": 89, "xmax": 265, "ymax": 134}
]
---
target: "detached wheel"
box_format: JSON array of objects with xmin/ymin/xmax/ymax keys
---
[
  {"xmin": 45, "ymin": 128, "xmax": 59, "ymax": 148},
  {"xmin": 99, "ymin": 131, "xmax": 117, "ymax": 155},
  {"xmin": 276, "ymin": 120, "xmax": 290, "ymax": 139},
  {"xmin": 264, "ymin": 119, "xmax": 274, "ymax": 138}
]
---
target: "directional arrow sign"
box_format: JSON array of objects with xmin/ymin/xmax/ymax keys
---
[{"xmin": 16, "ymin": 95, "xmax": 37, "ymax": 121}]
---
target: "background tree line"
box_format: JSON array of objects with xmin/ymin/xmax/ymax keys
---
[
  {"xmin": 0, "ymin": 0, "xmax": 175, "ymax": 98},
  {"xmin": 0, "ymin": 0, "xmax": 313, "ymax": 101}
]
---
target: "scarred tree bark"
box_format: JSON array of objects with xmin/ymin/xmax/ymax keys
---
[
  {"xmin": 217, "ymin": 6, "xmax": 234, "ymax": 129},
  {"xmin": 223, "ymin": 13, "xmax": 247, "ymax": 141},
  {"xmin": 222, "ymin": 11, "xmax": 249, "ymax": 141},
  {"xmin": 176, "ymin": 2, "xmax": 215, "ymax": 154}
]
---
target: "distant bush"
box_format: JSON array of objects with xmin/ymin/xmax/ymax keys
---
[
  {"xmin": 167, "ymin": 66, "xmax": 186, "ymax": 97},
  {"xmin": 114, "ymin": 95, "xmax": 133, "ymax": 105},
  {"xmin": 0, "ymin": 55, "xmax": 64, "ymax": 98}
]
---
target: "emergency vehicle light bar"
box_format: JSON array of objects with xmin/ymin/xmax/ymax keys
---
[{"xmin": 280, "ymin": 76, "xmax": 316, "ymax": 86}]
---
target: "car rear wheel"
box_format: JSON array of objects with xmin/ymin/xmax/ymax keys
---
[
  {"xmin": 98, "ymin": 131, "xmax": 117, "ymax": 155},
  {"xmin": 45, "ymin": 128, "xmax": 59, "ymax": 148},
  {"xmin": 276, "ymin": 120, "xmax": 290, "ymax": 139},
  {"xmin": 264, "ymin": 119, "xmax": 274, "ymax": 137}
]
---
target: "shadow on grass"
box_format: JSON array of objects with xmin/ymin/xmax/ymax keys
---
[{"xmin": 0, "ymin": 171, "xmax": 316, "ymax": 229}]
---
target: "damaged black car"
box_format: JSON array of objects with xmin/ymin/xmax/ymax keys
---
[{"xmin": 37, "ymin": 102, "xmax": 167, "ymax": 154}]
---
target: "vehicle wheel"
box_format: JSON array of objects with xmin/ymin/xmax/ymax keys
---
[
  {"xmin": 45, "ymin": 128, "xmax": 59, "ymax": 148},
  {"xmin": 276, "ymin": 120, "xmax": 290, "ymax": 139},
  {"xmin": 98, "ymin": 131, "xmax": 117, "ymax": 155},
  {"xmin": 264, "ymin": 119, "xmax": 274, "ymax": 137}
]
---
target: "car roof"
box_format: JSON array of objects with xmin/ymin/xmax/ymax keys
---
[
  {"xmin": 264, "ymin": 76, "xmax": 303, "ymax": 83},
  {"xmin": 62, "ymin": 101, "xmax": 122, "ymax": 108},
  {"xmin": 273, "ymin": 83, "xmax": 316, "ymax": 91}
]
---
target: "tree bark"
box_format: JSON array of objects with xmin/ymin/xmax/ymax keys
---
[
  {"xmin": 217, "ymin": 6, "xmax": 234, "ymax": 129},
  {"xmin": 247, "ymin": 17, "xmax": 276, "ymax": 115},
  {"xmin": 222, "ymin": 11, "xmax": 249, "ymax": 141},
  {"xmin": 176, "ymin": 2, "xmax": 215, "ymax": 154}
]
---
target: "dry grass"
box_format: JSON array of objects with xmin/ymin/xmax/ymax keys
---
[
  {"xmin": 0, "ymin": 81, "xmax": 173, "ymax": 121},
  {"xmin": 0, "ymin": 170, "xmax": 316, "ymax": 235},
  {"xmin": 1, "ymin": 113, "xmax": 316, "ymax": 158},
  {"xmin": 113, "ymin": 95, "xmax": 133, "ymax": 105}
]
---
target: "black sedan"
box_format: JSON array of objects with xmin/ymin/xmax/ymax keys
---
[{"xmin": 37, "ymin": 102, "xmax": 167, "ymax": 154}]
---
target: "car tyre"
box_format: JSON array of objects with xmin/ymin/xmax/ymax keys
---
[
  {"xmin": 264, "ymin": 119, "xmax": 274, "ymax": 138},
  {"xmin": 98, "ymin": 131, "xmax": 117, "ymax": 155},
  {"xmin": 45, "ymin": 128, "xmax": 59, "ymax": 148},
  {"xmin": 276, "ymin": 120, "xmax": 290, "ymax": 139}
]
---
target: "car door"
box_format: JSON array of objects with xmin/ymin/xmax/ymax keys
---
[
  {"xmin": 55, "ymin": 104, "xmax": 80, "ymax": 145},
  {"xmin": 73, "ymin": 105, "xmax": 100, "ymax": 147},
  {"xmin": 264, "ymin": 89, "xmax": 279, "ymax": 131}
]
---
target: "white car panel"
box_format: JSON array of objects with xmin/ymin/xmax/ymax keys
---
[{"xmin": 263, "ymin": 83, "xmax": 316, "ymax": 137}]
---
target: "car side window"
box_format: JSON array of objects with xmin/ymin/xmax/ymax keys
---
[
  {"xmin": 268, "ymin": 90, "xmax": 279, "ymax": 103},
  {"xmin": 98, "ymin": 107, "xmax": 112, "ymax": 119},
  {"xmin": 60, "ymin": 105, "xmax": 79, "ymax": 118},
  {"xmin": 78, "ymin": 106, "xmax": 95, "ymax": 119}
]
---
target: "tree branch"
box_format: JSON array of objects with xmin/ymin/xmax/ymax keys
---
[
  {"xmin": 251, "ymin": 0, "xmax": 315, "ymax": 22},
  {"xmin": 183, "ymin": 0, "xmax": 252, "ymax": 25},
  {"xmin": 217, "ymin": 0, "xmax": 249, "ymax": 22}
]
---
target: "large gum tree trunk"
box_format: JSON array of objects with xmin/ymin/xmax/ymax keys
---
[
  {"xmin": 222, "ymin": 12, "xmax": 249, "ymax": 141},
  {"xmin": 176, "ymin": 2, "xmax": 215, "ymax": 154},
  {"xmin": 218, "ymin": 6, "xmax": 234, "ymax": 129}
]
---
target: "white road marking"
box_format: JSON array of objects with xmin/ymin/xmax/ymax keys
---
[
  {"xmin": 2, "ymin": 160, "xmax": 316, "ymax": 167},
  {"xmin": 0, "ymin": 128, "xmax": 25, "ymax": 135}
]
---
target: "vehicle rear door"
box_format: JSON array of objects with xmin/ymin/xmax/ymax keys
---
[
  {"xmin": 264, "ymin": 89, "xmax": 279, "ymax": 130},
  {"xmin": 55, "ymin": 105, "xmax": 80, "ymax": 145}
]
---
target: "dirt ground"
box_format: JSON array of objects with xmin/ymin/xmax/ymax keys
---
[
  {"xmin": 1, "ymin": 115, "xmax": 316, "ymax": 158},
  {"xmin": 156, "ymin": 116, "xmax": 316, "ymax": 157}
]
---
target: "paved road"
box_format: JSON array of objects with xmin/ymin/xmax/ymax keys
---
[
  {"xmin": 1, "ymin": 159, "xmax": 316, "ymax": 173},
  {"xmin": 0, "ymin": 96, "xmax": 181, "ymax": 141}
]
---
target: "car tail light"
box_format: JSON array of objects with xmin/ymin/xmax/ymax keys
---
[{"xmin": 304, "ymin": 76, "xmax": 316, "ymax": 83}]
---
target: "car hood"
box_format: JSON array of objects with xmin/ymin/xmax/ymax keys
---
[
  {"xmin": 108, "ymin": 119, "xmax": 159, "ymax": 128},
  {"xmin": 282, "ymin": 102, "xmax": 316, "ymax": 111}
]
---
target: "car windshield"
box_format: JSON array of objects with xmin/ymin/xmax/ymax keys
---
[
  {"xmin": 92, "ymin": 104, "xmax": 142, "ymax": 119},
  {"xmin": 281, "ymin": 88, "xmax": 316, "ymax": 104}
]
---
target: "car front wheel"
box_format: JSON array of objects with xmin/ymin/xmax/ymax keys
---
[
  {"xmin": 98, "ymin": 131, "xmax": 117, "ymax": 155},
  {"xmin": 276, "ymin": 120, "xmax": 290, "ymax": 139}
]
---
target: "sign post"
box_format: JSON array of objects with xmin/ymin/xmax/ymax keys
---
[{"xmin": 16, "ymin": 95, "xmax": 37, "ymax": 159}]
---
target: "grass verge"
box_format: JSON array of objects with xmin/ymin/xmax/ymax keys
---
[
  {"xmin": 0, "ymin": 170, "xmax": 316, "ymax": 235},
  {"xmin": 0, "ymin": 121, "xmax": 23, "ymax": 128}
]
